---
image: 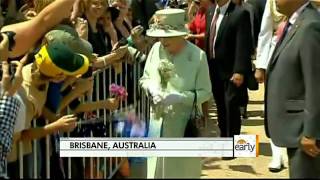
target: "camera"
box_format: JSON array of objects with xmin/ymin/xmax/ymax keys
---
[{"xmin": 1, "ymin": 31, "xmax": 16, "ymax": 51}]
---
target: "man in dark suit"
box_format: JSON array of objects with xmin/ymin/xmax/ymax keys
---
[
  {"xmin": 205, "ymin": 0, "xmax": 253, "ymax": 138},
  {"xmin": 233, "ymin": 0, "xmax": 266, "ymax": 48},
  {"xmin": 232, "ymin": 0, "xmax": 262, "ymax": 120},
  {"xmin": 265, "ymin": 0, "xmax": 320, "ymax": 178},
  {"xmin": 246, "ymin": 0, "xmax": 267, "ymax": 46}
]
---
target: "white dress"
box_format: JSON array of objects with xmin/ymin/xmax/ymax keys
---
[{"xmin": 140, "ymin": 41, "xmax": 212, "ymax": 178}]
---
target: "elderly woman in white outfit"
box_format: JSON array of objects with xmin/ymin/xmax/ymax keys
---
[
  {"xmin": 140, "ymin": 8, "xmax": 212, "ymax": 178},
  {"xmin": 254, "ymin": 0, "xmax": 286, "ymax": 172}
]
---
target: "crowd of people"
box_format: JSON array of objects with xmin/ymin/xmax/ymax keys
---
[{"xmin": 0, "ymin": 0, "xmax": 320, "ymax": 179}]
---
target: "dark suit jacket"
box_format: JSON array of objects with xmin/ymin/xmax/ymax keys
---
[
  {"xmin": 205, "ymin": 2, "xmax": 253, "ymax": 80},
  {"xmin": 265, "ymin": 3, "xmax": 320, "ymax": 148},
  {"xmin": 131, "ymin": 0, "xmax": 158, "ymax": 30},
  {"xmin": 246, "ymin": 0, "xmax": 267, "ymax": 47}
]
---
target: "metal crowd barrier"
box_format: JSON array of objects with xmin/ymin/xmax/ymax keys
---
[{"xmin": 14, "ymin": 50, "xmax": 149, "ymax": 179}]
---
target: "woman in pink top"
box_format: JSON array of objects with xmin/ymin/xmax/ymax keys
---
[{"xmin": 186, "ymin": 0, "xmax": 214, "ymax": 50}]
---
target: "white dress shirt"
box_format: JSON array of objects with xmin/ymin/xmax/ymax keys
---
[
  {"xmin": 256, "ymin": 1, "xmax": 310, "ymax": 70},
  {"xmin": 255, "ymin": 0, "xmax": 276, "ymax": 69},
  {"xmin": 213, "ymin": 0, "xmax": 231, "ymax": 47},
  {"xmin": 13, "ymin": 93, "xmax": 26, "ymax": 133},
  {"xmin": 288, "ymin": 2, "xmax": 310, "ymax": 31}
]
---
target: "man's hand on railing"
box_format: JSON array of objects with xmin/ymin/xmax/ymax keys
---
[{"xmin": 1, "ymin": 55, "xmax": 28, "ymax": 97}]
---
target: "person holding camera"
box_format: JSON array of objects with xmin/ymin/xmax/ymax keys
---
[{"xmin": 0, "ymin": 32, "xmax": 27, "ymax": 179}]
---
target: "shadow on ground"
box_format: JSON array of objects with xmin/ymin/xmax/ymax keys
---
[
  {"xmin": 247, "ymin": 110, "xmax": 264, "ymax": 118},
  {"xmin": 202, "ymin": 164, "xmax": 222, "ymax": 170},
  {"xmin": 242, "ymin": 119, "xmax": 264, "ymax": 126},
  {"xmin": 228, "ymin": 165, "xmax": 261, "ymax": 175},
  {"xmin": 248, "ymin": 100, "xmax": 264, "ymax": 105}
]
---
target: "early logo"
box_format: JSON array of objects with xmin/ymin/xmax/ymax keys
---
[
  {"xmin": 234, "ymin": 135, "xmax": 259, "ymax": 157},
  {"xmin": 234, "ymin": 139, "xmax": 255, "ymax": 153}
]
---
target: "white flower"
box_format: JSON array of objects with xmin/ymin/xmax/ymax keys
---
[{"xmin": 158, "ymin": 59, "xmax": 175, "ymax": 89}]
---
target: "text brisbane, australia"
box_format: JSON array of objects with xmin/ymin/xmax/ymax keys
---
[{"xmin": 70, "ymin": 141, "xmax": 156, "ymax": 150}]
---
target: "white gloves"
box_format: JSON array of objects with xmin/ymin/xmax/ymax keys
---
[
  {"xmin": 146, "ymin": 84, "xmax": 163, "ymax": 105},
  {"xmin": 148, "ymin": 85, "xmax": 161, "ymax": 98},
  {"xmin": 152, "ymin": 94, "xmax": 163, "ymax": 105},
  {"xmin": 161, "ymin": 92, "xmax": 184, "ymax": 105},
  {"xmin": 147, "ymin": 85, "xmax": 185, "ymax": 105}
]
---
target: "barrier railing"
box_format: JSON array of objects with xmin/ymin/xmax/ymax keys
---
[{"xmin": 12, "ymin": 50, "xmax": 149, "ymax": 179}]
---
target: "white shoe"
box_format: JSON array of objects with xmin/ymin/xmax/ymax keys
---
[{"xmin": 268, "ymin": 157, "xmax": 284, "ymax": 173}]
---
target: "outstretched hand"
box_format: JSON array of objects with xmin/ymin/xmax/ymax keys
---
[{"xmin": 1, "ymin": 55, "xmax": 28, "ymax": 97}]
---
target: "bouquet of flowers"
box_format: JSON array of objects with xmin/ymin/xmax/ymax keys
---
[
  {"xmin": 158, "ymin": 59, "xmax": 175, "ymax": 89},
  {"xmin": 152, "ymin": 59, "xmax": 176, "ymax": 119},
  {"xmin": 109, "ymin": 84, "xmax": 128, "ymax": 101}
]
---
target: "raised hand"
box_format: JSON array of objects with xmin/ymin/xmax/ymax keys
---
[
  {"xmin": 74, "ymin": 17, "xmax": 89, "ymax": 40},
  {"xmin": 102, "ymin": 98, "xmax": 120, "ymax": 111},
  {"xmin": 53, "ymin": 114, "xmax": 78, "ymax": 133},
  {"xmin": 1, "ymin": 55, "xmax": 28, "ymax": 97}
]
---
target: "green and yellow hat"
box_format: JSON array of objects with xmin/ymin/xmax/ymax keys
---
[
  {"xmin": 45, "ymin": 25, "xmax": 95, "ymax": 60},
  {"xmin": 35, "ymin": 42, "xmax": 89, "ymax": 78}
]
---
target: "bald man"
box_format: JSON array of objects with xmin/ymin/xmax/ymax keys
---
[{"xmin": 265, "ymin": 0, "xmax": 320, "ymax": 178}]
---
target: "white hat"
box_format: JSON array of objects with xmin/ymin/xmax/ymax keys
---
[{"xmin": 147, "ymin": 8, "xmax": 189, "ymax": 38}]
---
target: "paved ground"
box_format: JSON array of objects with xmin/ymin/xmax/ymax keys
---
[
  {"xmin": 130, "ymin": 84, "xmax": 289, "ymax": 179},
  {"xmin": 202, "ymin": 84, "xmax": 289, "ymax": 179}
]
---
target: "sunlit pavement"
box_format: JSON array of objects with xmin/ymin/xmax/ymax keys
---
[
  {"xmin": 202, "ymin": 84, "xmax": 289, "ymax": 179},
  {"xmin": 129, "ymin": 84, "xmax": 290, "ymax": 179}
]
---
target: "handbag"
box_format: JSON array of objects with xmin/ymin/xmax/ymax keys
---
[
  {"xmin": 247, "ymin": 71, "xmax": 259, "ymax": 91},
  {"xmin": 247, "ymin": 62, "xmax": 259, "ymax": 91},
  {"xmin": 184, "ymin": 90, "xmax": 203, "ymax": 137}
]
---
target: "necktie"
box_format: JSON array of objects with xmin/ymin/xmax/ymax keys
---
[
  {"xmin": 269, "ymin": 21, "xmax": 291, "ymax": 66},
  {"xmin": 275, "ymin": 21, "xmax": 291, "ymax": 47},
  {"xmin": 209, "ymin": 8, "xmax": 220, "ymax": 60}
]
